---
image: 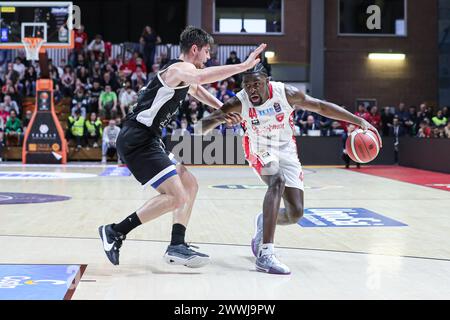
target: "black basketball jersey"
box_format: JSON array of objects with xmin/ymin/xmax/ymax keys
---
[{"xmin": 126, "ymin": 59, "xmax": 190, "ymax": 137}]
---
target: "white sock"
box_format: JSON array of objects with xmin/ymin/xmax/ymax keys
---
[{"xmin": 259, "ymin": 243, "xmax": 274, "ymax": 257}]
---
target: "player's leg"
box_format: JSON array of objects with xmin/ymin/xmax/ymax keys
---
[
  {"xmin": 252, "ymin": 162, "xmax": 290, "ymax": 275},
  {"xmin": 164, "ymin": 164, "xmax": 210, "ymax": 268},
  {"xmin": 277, "ymin": 187, "xmax": 304, "ymax": 225}
]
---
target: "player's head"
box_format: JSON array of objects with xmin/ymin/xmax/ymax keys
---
[
  {"xmin": 242, "ymin": 63, "xmax": 270, "ymax": 106},
  {"xmin": 180, "ymin": 26, "xmax": 214, "ymax": 68}
]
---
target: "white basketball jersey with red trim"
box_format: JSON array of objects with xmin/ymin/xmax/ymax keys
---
[{"xmin": 237, "ymin": 81, "xmax": 296, "ymax": 155}]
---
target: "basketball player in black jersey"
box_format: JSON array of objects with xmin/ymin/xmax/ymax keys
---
[{"xmin": 99, "ymin": 26, "xmax": 266, "ymax": 267}]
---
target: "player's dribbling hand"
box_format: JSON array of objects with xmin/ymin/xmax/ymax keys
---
[
  {"xmin": 243, "ymin": 43, "xmax": 267, "ymax": 70},
  {"xmin": 359, "ymin": 119, "xmax": 383, "ymax": 148}
]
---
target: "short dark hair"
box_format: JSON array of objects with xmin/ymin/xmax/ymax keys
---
[
  {"xmin": 180, "ymin": 26, "xmax": 214, "ymax": 54},
  {"xmin": 242, "ymin": 63, "xmax": 268, "ymax": 77}
]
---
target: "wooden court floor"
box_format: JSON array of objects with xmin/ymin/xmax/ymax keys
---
[{"xmin": 0, "ymin": 163, "xmax": 449, "ymax": 300}]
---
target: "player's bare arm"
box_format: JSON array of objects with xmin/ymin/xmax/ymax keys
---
[
  {"xmin": 195, "ymin": 96, "xmax": 243, "ymax": 135},
  {"xmin": 188, "ymin": 84, "xmax": 223, "ymax": 110},
  {"xmin": 285, "ymin": 84, "xmax": 382, "ymax": 146},
  {"xmin": 168, "ymin": 43, "xmax": 267, "ymax": 86}
]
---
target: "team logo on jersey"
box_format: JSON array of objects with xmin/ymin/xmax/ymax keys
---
[
  {"xmin": 276, "ymin": 113, "xmax": 285, "ymax": 122},
  {"xmin": 274, "ymin": 103, "xmax": 282, "ymax": 113}
]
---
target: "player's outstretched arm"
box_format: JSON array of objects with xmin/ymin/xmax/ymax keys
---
[
  {"xmin": 188, "ymin": 84, "xmax": 223, "ymax": 110},
  {"xmin": 285, "ymin": 84, "xmax": 382, "ymax": 146},
  {"xmin": 194, "ymin": 96, "xmax": 243, "ymax": 135},
  {"xmin": 174, "ymin": 44, "xmax": 267, "ymax": 86}
]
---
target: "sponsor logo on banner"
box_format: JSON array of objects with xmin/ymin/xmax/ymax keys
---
[
  {"xmin": 39, "ymin": 124, "xmax": 49, "ymax": 134},
  {"xmin": 298, "ymin": 208, "xmax": 407, "ymax": 228},
  {"xmin": 0, "ymin": 265, "xmax": 83, "ymax": 300}
]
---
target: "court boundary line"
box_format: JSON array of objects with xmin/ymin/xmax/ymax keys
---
[{"xmin": 1, "ymin": 234, "xmax": 449, "ymax": 263}]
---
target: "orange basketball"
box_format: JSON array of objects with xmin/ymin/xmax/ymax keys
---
[
  {"xmin": 345, "ymin": 129, "xmax": 380, "ymax": 163},
  {"xmin": 40, "ymin": 92, "xmax": 49, "ymax": 100}
]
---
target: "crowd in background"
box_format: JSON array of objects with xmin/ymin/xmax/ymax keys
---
[{"xmin": 0, "ymin": 26, "xmax": 449, "ymax": 161}]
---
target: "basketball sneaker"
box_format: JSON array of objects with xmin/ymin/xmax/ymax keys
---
[
  {"xmin": 98, "ymin": 224, "xmax": 126, "ymax": 265},
  {"xmin": 256, "ymin": 253, "xmax": 291, "ymax": 275},
  {"xmin": 251, "ymin": 213, "xmax": 263, "ymax": 257},
  {"xmin": 164, "ymin": 243, "xmax": 210, "ymax": 268}
]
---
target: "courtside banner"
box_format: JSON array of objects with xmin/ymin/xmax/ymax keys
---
[{"xmin": 23, "ymin": 87, "xmax": 66, "ymax": 164}]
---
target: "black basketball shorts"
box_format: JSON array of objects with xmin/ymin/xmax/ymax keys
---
[{"xmin": 116, "ymin": 125, "xmax": 178, "ymax": 189}]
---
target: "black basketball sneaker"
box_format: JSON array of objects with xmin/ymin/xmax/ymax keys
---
[{"xmin": 99, "ymin": 224, "xmax": 126, "ymax": 265}]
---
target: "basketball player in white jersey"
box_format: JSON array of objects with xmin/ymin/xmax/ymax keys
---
[
  {"xmin": 99, "ymin": 26, "xmax": 266, "ymax": 268},
  {"xmin": 198, "ymin": 64, "xmax": 382, "ymax": 274}
]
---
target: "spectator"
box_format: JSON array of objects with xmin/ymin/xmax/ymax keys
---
[
  {"xmin": 99, "ymin": 85, "xmax": 118, "ymax": 120},
  {"xmin": 134, "ymin": 57, "xmax": 147, "ymax": 74},
  {"xmin": 140, "ymin": 26, "xmax": 161, "ymax": 72},
  {"xmin": 101, "ymin": 72, "xmax": 119, "ymax": 92},
  {"xmin": 61, "ymin": 66, "xmax": 75, "ymax": 97},
  {"xmin": 159, "ymin": 51, "xmax": 170, "ymax": 68},
  {"xmin": 131, "ymin": 66, "xmax": 147, "ymax": 87},
  {"xmin": 303, "ymin": 115, "xmax": 321, "ymax": 136},
  {"xmin": 342, "ymin": 124, "xmax": 360, "ymax": 169},
  {"xmin": 0, "ymin": 103, "xmax": 9, "ymax": 124},
  {"xmin": 318, "ymin": 115, "xmax": 332, "ymax": 136},
  {"xmin": 148, "ymin": 63, "xmax": 160, "ymax": 82},
  {"xmin": 417, "ymin": 119, "xmax": 432, "ymax": 138},
  {"xmin": 395, "ymin": 102, "xmax": 408, "ymax": 121},
  {"xmin": 22, "ymin": 110, "xmax": 33, "ymax": 133},
  {"xmin": 74, "ymin": 25, "xmax": 88, "ymax": 54},
  {"xmin": 381, "ymin": 106, "xmax": 393, "ymax": 137},
  {"xmin": 5, "ymin": 110, "xmax": 22, "ymax": 146},
  {"xmin": 330, "ymin": 121, "xmax": 345, "ymax": 136},
  {"xmin": 85, "ymin": 112, "xmax": 103, "ymax": 147},
  {"xmin": 173, "ymin": 117, "xmax": 193, "ymax": 135},
  {"xmin": 2, "ymin": 95, "xmax": 20, "ymax": 116},
  {"xmin": 368, "ymin": 106, "xmax": 382, "ymax": 131},
  {"xmin": 76, "ymin": 66, "xmax": 90, "ymax": 85},
  {"xmin": 87, "ymin": 34, "xmax": 105, "ymax": 58},
  {"xmin": 389, "ymin": 116, "xmax": 406, "ymax": 163},
  {"xmin": 119, "ymin": 57, "xmax": 136, "ymax": 77},
  {"xmin": 119, "ymin": 82, "xmax": 137, "ymax": 118},
  {"xmin": 71, "ymin": 101, "xmax": 87, "ymax": 119},
  {"xmin": 416, "ymin": 103, "xmax": 431, "ymax": 126},
  {"xmin": 5, "ymin": 62, "xmax": 20, "ymax": 84},
  {"xmin": 102, "ymin": 119, "xmax": 121, "ymax": 164},
  {"xmin": 442, "ymin": 106, "xmax": 449, "ymax": 119},
  {"xmin": 432, "ymin": 110, "xmax": 448, "ymax": 128},
  {"xmin": 53, "ymin": 84, "xmax": 63, "ymax": 105},
  {"xmin": 404, "ymin": 106, "xmax": 417, "ymax": 136},
  {"xmin": 355, "ymin": 104, "xmax": 371, "ymax": 121},
  {"xmin": 2, "ymin": 79, "xmax": 20, "ymax": 103},
  {"xmin": 445, "ymin": 122, "xmax": 450, "ymax": 139},
  {"xmin": 88, "ymin": 80, "xmax": 102, "ymax": 114},
  {"xmin": 72, "ymin": 89, "xmax": 89, "ymax": 110},
  {"xmin": 67, "ymin": 109, "xmax": 85, "ymax": 150},
  {"xmin": 226, "ymin": 51, "xmax": 241, "ymax": 65},
  {"xmin": 216, "ymin": 80, "xmax": 235, "ymax": 102},
  {"xmin": 22, "ymin": 66, "xmax": 37, "ymax": 97},
  {"xmin": 13, "ymin": 57, "xmax": 25, "ymax": 80}
]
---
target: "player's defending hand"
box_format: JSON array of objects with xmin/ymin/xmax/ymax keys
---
[
  {"xmin": 359, "ymin": 119, "xmax": 383, "ymax": 148},
  {"xmin": 242, "ymin": 44, "xmax": 267, "ymax": 70},
  {"xmin": 224, "ymin": 112, "xmax": 243, "ymax": 125}
]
